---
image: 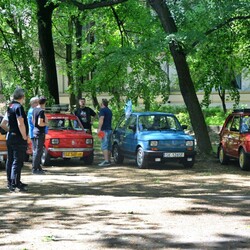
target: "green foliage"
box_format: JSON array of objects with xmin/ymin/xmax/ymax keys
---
[{"xmin": 0, "ymin": 0, "xmax": 49, "ymax": 106}]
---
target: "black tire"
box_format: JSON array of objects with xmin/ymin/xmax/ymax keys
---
[
  {"xmin": 63, "ymin": 158, "xmax": 71, "ymax": 161},
  {"xmin": 218, "ymin": 145, "xmax": 229, "ymax": 165},
  {"xmin": 136, "ymin": 147, "xmax": 148, "ymax": 169},
  {"xmin": 83, "ymin": 152, "xmax": 94, "ymax": 165},
  {"xmin": 239, "ymin": 148, "xmax": 250, "ymax": 171},
  {"xmin": 113, "ymin": 144, "xmax": 124, "ymax": 164},
  {"xmin": 41, "ymin": 147, "xmax": 50, "ymax": 166},
  {"xmin": 183, "ymin": 156, "xmax": 195, "ymax": 168}
]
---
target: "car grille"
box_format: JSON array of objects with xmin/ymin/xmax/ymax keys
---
[{"xmin": 159, "ymin": 140, "xmax": 186, "ymax": 147}]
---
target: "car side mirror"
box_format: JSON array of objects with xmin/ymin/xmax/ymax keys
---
[
  {"xmin": 129, "ymin": 124, "xmax": 136, "ymax": 132},
  {"xmin": 182, "ymin": 125, "xmax": 188, "ymax": 130}
]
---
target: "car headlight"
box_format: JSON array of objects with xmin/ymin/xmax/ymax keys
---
[
  {"xmin": 186, "ymin": 140, "xmax": 194, "ymax": 146},
  {"xmin": 51, "ymin": 138, "xmax": 60, "ymax": 145},
  {"xmin": 150, "ymin": 140, "xmax": 158, "ymax": 146},
  {"xmin": 86, "ymin": 138, "xmax": 93, "ymax": 144}
]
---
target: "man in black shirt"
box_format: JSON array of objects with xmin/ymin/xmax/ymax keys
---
[
  {"xmin": 5, "ymin": 88, "xmax": 28, "ymax": 191},
  {"xmin": 74, "ymin": 98, "xmax": 96, "ymax": 134},
  {"xmin": 32, "ymin": 96, "xmax": 48, "ymax": 174}
]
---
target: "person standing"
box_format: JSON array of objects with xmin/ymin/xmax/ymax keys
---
[
  {"xmin": 32, "ymin": 96, "xmax": 48, "ymax": 174},
  {"xmin": 4, "ymin": 88, "xmax": 28, "ymax": 191},
  {"xmin": 97, "ymin": 99, "xmax": 112, "ymax": 167},
  {"xmin": 74, "ymin": 98, "xmax": 96, "ymax": 134},
  {"xmin": 27, "ymin": 96, "xmax": 39, "ymax": 153}
]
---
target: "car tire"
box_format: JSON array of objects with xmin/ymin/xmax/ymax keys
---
[
  {"xmin": 63, "ymin": 158, "xmax": 71, "ymax": 161},
  {"xmin": 136, "ymin": 147, "xmax": 148, "ymax": 169},
  {"xmin": 239, "ymin": 148, "xmax": 250, "ymax": 171},
  {"xmin": 218, "ymin": 145, "xmax": 229, "ymax": 165},
  {"xmin": 83, "ymin": 152, "xmax": 94, "ymax": 165},
  {"xmin": 113, "ymin": 144, "xmax": 124, "ymax": 164},
  {"xmin": 41, "ymin": 147, "xmax": 50, "ymax": 166},
  {"xmin": 183, "ymin": 157, "xmax": 195, "ymax": 168}
]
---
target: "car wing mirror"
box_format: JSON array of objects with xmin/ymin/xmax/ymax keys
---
[
  {"xmin": 129, "ymin": 124, "xmax": 136, "ymax": 132},
  {"xmin": 182, "ymin": 125, "xmax": 188, "ymax": 130}
]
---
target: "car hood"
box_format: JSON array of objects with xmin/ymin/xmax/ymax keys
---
[
  {"xmin": 47, "ymin": 130, "xmax": 92, "ymax": 139},
  {"xmin": 138, "ymin": 130, "xmax": 194, "ymax": 141}
]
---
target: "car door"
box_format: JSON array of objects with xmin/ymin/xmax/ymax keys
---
[
  {"xmin": 227, "ymin": 115, "xmax": 241, "ymax": 157},
  {"xmin": 122, "ymin": 115, "xmax": 138, "ymax": 155}
]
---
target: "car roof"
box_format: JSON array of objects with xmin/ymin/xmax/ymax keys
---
[
  {"xmin": 232, "ymin": 109, "xmax": 250, "ymax": 115},
  {"xmin": 131, "ymin": 111, "xmax": 175, "ymax": 116},
  {"xmin": 46, "ymin": 113, "xmax": 77, "ymax": 119}
]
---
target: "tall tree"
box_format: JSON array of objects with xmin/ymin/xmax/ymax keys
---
[
  {"xmin": 36, "ymin": 0, "xmax": 59, "ymax": 103},
  {"xmin": 147, "ymin": 0, "xmax": 212, "ymax": 154}
]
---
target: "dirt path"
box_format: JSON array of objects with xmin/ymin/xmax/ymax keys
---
[{"xmin": 0, "ymin": 155, "xmax": 249, "ymax": 250}]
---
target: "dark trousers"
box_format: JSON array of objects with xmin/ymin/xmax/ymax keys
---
[
  {"xmin": 32, "ymin": 134, "xmax": 45, "ymax": 171},
  {"xmin": 6, "ymin": 134, "xmax": 27, "ymax": 187}
]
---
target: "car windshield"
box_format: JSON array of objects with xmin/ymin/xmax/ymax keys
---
[
  {"xmin": 48, "ymin": 118, "xmax": 84, "ymax": 131},
  {"xmin": 138, "ymin": 115, "xmax": 182, "ymax": 131}
]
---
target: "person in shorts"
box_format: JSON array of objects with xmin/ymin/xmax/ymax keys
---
[{"xmin": 97, "ymin": 99, "xmax": 112, "ymax": 167}]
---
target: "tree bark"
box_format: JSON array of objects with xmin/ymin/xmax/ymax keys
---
[
  {"xmin": 36, "ymin": 0, "xmax": 59, "ymax": 104},
  {"xmin": 148, "ymin": 0, "xmax": 212, "ymax": 154}
]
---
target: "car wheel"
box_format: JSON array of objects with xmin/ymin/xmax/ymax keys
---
[
  {"xmin": 239, "ymin": 148, "xmax": 250, "ymax": 171},
  {"xmin": 63, "ymin": 158, "xmax": 71, "ymax": 161},
  {"xmin": 183, "ymin": 157, "xmax": 195, "ymax": 168},
  {"xmin": 136, "ymin": 147, "xmax": 148, "ymax": 169},
  {"xmin": 218, "ymin": 145, "xmax": 229, "ymax": 165},
  {"xmin": 41, "ymin": 147, "xmax": 50, "ymax": 166},
  {"xmin": 83, "ymin": 152, "xmax": 94, "ymax": 165},
  {"xmin": 113, "ymin": 144, "xmax": 124, "ymax": 164}
]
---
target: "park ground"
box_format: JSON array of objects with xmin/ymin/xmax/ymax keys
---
[{"xmin": 0, "ymin": 150, "xmax": 249, "ymax": 250}]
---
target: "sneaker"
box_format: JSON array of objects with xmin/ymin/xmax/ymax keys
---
[
  {"xmin": 8, "ymin": 185, "xmax": 16, "ymax": 192},
  {"xmin": 16, "ymin": 185, "xmax": 28, "ymax": 192},
  {"xmin": 98, "ymin": 161, "xmax": 111, "ymax": 167},
  {"xmin": 19, "ymin": 182, "xmax": 28, "ymax": 188}
]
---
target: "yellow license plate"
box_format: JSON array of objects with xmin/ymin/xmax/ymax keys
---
[{"xmin": 63, "ymin": 152, "xmax": 83, "ymax": 158}]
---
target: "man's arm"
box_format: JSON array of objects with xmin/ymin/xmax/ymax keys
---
[
  {"xmin": 17, "ymin": 117, "xmax": 27, "ymax": 140},
  {"xmin": 97, "ymin": 116, "xmax": 104, "ymax": 133},
  {"xmin": 0, "ymin": 119, "xmax": 9, "ymax": 132}
]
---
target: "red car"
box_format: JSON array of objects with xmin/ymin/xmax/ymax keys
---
[
  {"xmin": 218, "ymin": 109, "xmax": 250, "ymax": 170},
  {"xmin": 28, "ymin": 112, "xmax": 94, "ymax": 166}
]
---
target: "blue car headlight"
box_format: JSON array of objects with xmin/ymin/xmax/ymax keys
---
[
  {"xmin": 186, "ymin": 140, "xmax": 194, "ymax": 146},
  {"xmin": 150, "ymin": 140, "xmax": 158, "ymax": 147}
]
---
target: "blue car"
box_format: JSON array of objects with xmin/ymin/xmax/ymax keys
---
[{"xmin": 112, "ymin": 112, "xmax": 196, "ymax": 168}]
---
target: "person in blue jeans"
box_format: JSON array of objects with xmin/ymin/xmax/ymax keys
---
[
  {"xmin": 4, "ymin": 88, "xmax": 29, "ymax": 192},
  {"xmin": 97, "ymin": 99, "xmax": 113, "ymax": 167},
  {"xmin": 27, "ymin": 96, "xmax": 39, "ymax": 153},
  {"xmin": 32, "ymin": 96, "xmax": 48, "ymax": 174}
]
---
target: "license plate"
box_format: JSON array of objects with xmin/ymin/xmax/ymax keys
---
[
  {"xmin": 164, "ymin": 152, "xmax": 184, "ymax": 158},
  {"xmin": 63, "ymin": 152, "xmax": 83, "ymax": 158}
]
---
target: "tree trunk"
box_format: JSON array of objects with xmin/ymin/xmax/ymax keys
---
[
  {"xmin": 148, "ymin": 0, "xmax": 212, "ymax": 155},
  {"xmin": 75, "ymin": 19, "xmax": 85, "ymax": 100},
  {"xmin": 36, "ymin": 0, "xmax": 59, "ymax": 104}
]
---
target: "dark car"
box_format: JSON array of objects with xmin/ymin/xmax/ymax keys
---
[
  {"xmin": 112, "ymin": 112, "xmax": 196, "ymax": 168},
  {"xmin": 218, "ymin": 109, "xmax": 250, "ymax": 170}
]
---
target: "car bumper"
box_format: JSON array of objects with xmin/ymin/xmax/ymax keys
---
[
  {"xmin": 48, "ymin": 147, "xmax": 93, "ymax": 152},
  {"xmin": 143, "ymin": 150, "xmax": 196, "ymax": 161},
  {"xmin": 47, "ymin": 147, "xmax": 94, "ymax": 158}
]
